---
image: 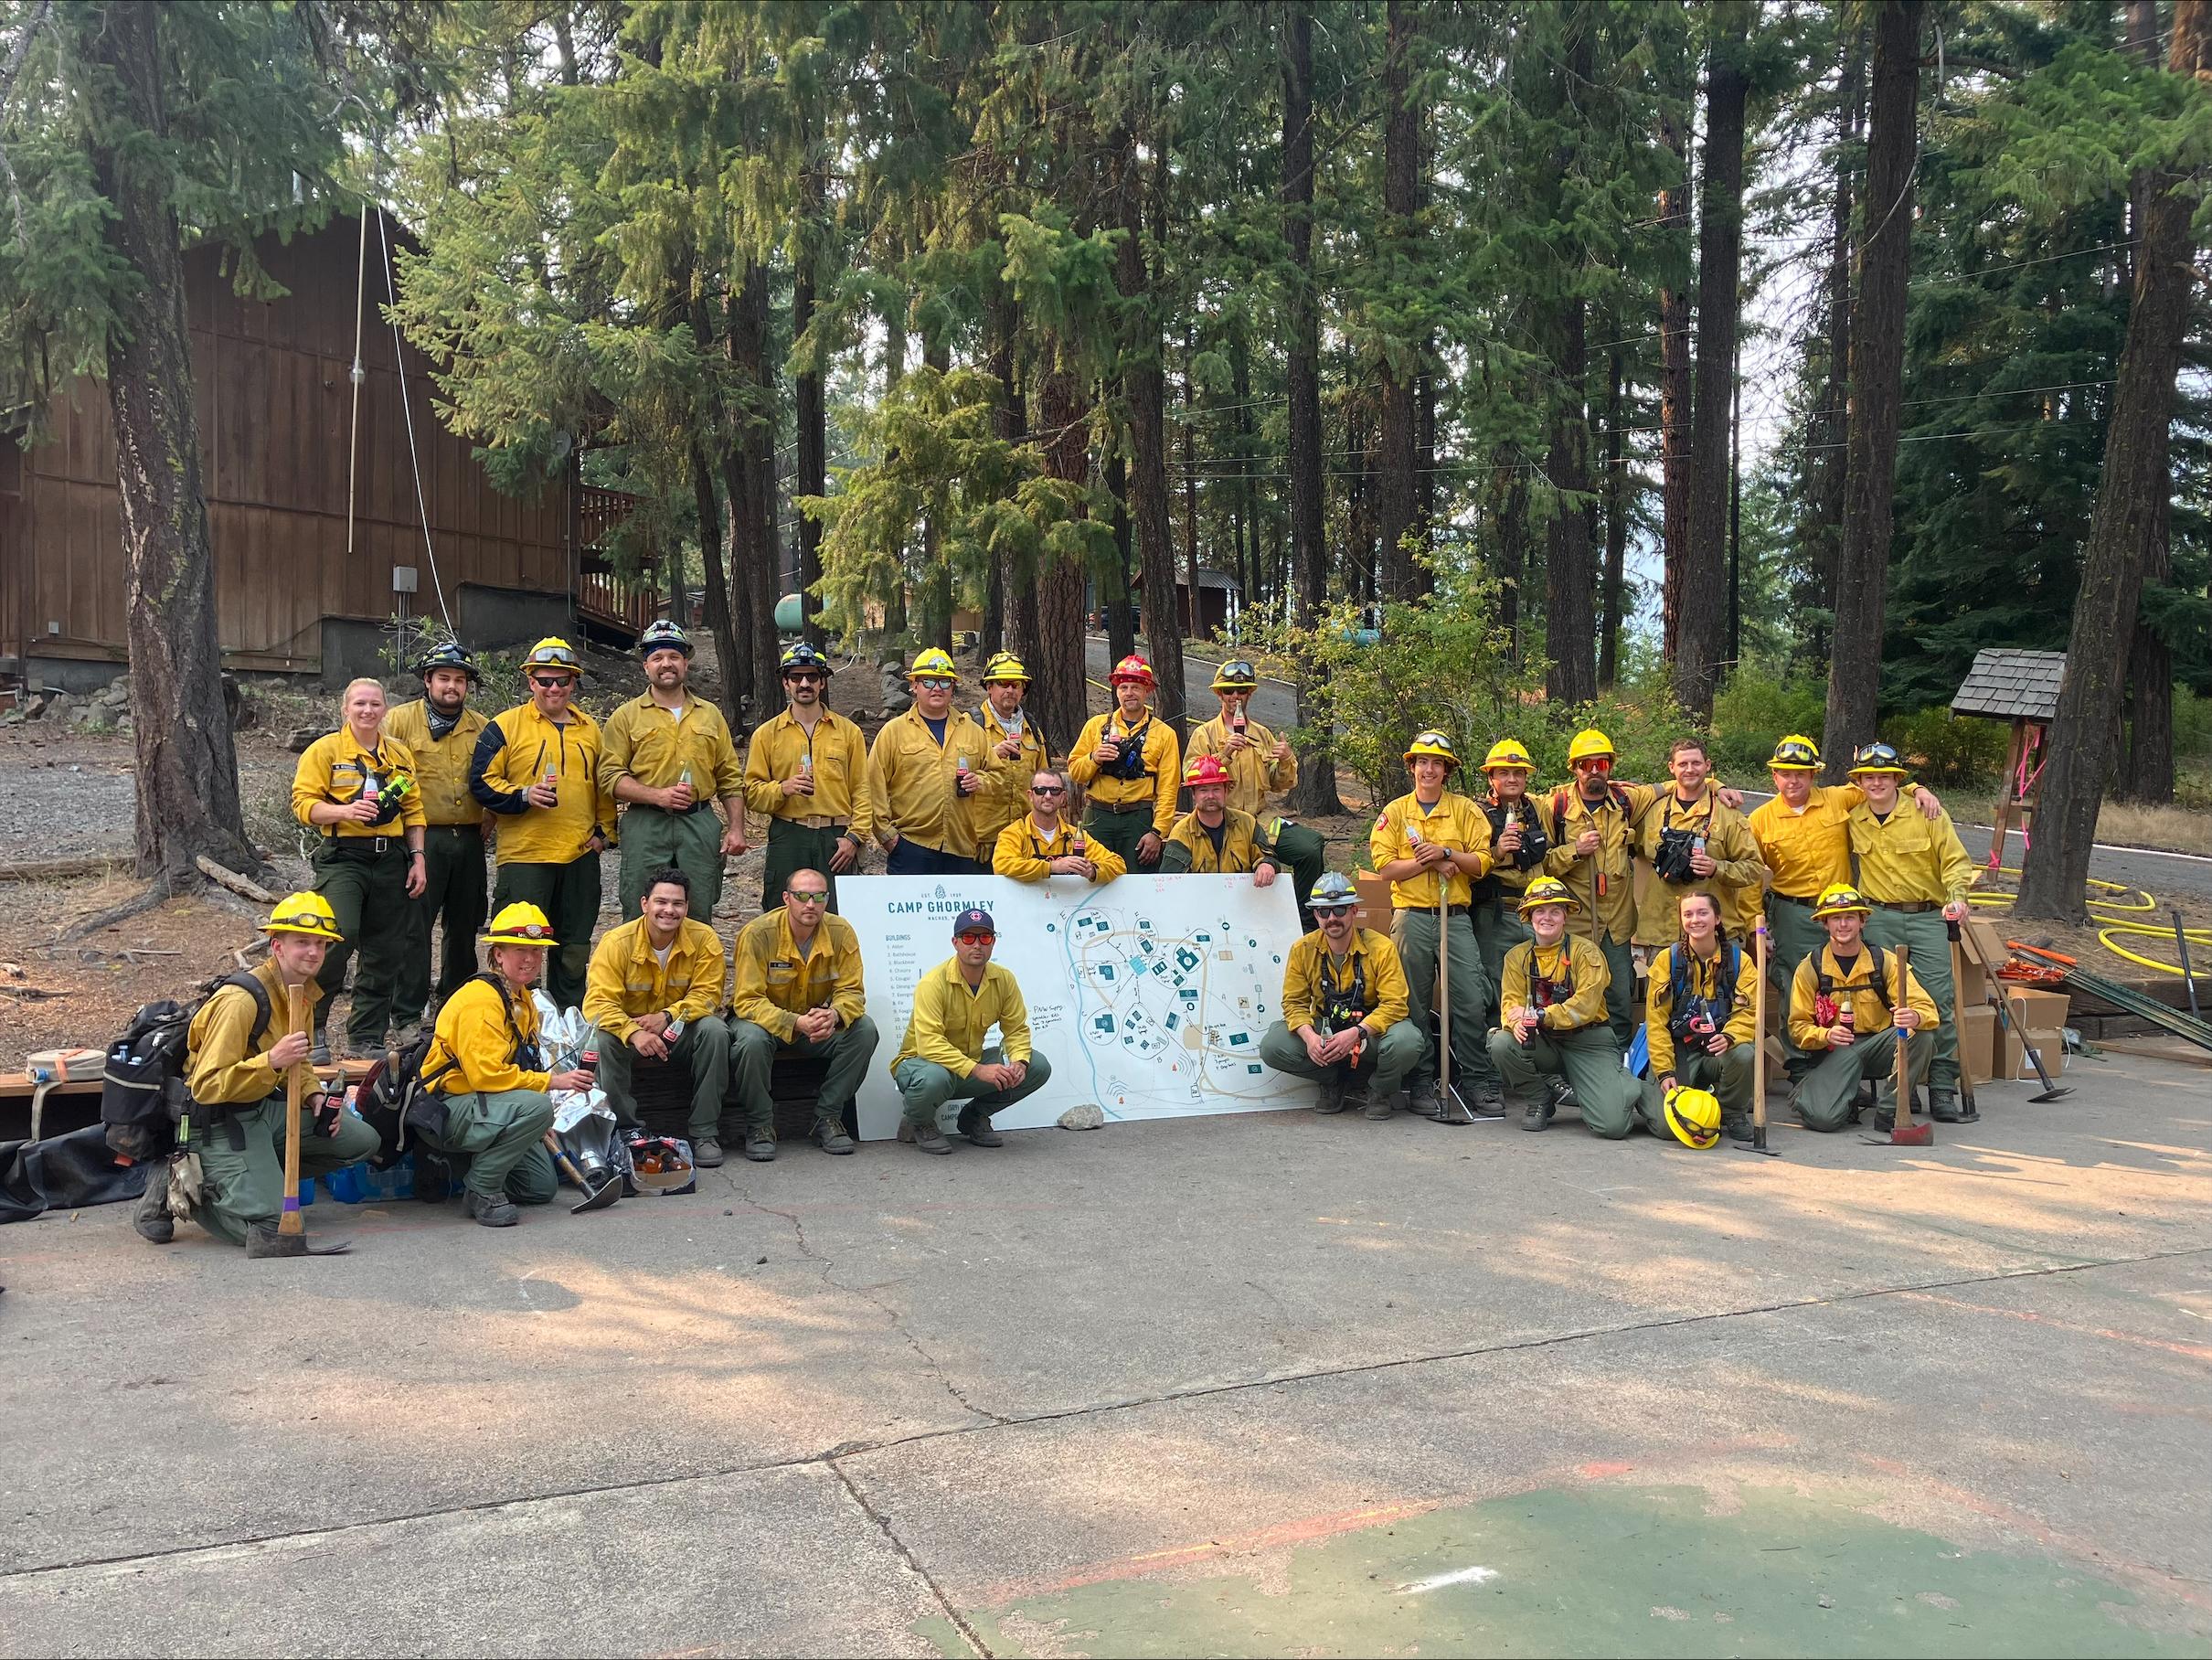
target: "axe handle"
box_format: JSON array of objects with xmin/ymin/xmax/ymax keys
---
[
  {"xmin": 1894, "ymin": 942, "xmax": 1912, "ymax": 1124},
  {"xmin": 1751, "ymin": 924, "xmax": 1768, "ymax": 1132},
  {"xmin": 544, "ymin": 1131, "xmax": 590, "ymax": 1191},
  {"xmin": 279, "ymin": 984, "xmax": 308, "ymax": 1237}
]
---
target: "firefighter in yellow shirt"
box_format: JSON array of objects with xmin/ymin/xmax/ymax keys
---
[
  {"xmin": 1185, "ymin": 660, "xmax": 1327, "ymax": 918},
  {"xmin": 413, "ymin": 902, "xmax": 593, "ymax": 1226},
  {"xmin": 468, "ymin": 638, "xmax": 616, "ymax": 1012},
  {"xmin": 890, "ymin": 908, "xmax": 1053, "ymax": 1154},
  {"xmin": 1786, "ymin": 883, "xmax": 1938, "ymax": 1133},
  {"xmin": 1633, "ymin": 736, "xmax": 1766, "ymax": 945},
  {"xmin": 599, "ymin": 621, "xmax": 748, "ymax": 920},
  {"xmin": 728, "ymin": 868, "xmax": 879, "ymax": 1158},
  {"xmin": 385, "ymin": 641, "xmax": 490, "ymax": 1038},
  {"xmin": 293, "ymin": 677, "xmax": 428, "ymax": 1063},
  {"xmin": 142, "ymin": 893, "xmax": 381, "ymax": 1252},
  {"xmin": 1260, "ymin": 873, "xmax": 1426, "ymax": 1118},
  {"xmin": 1540, "ymin": 728, "xmax": 1660, "ymax": 1047},
  {"xmin": 1369, "ymin": 731, "xmax": 1499, "ymax": 1119},
  {"xmin": 742, "ymin": 642, "xmax": 876, "ymax": 911},
  {"xmin": 1487, "ymin": 878, "xmax": 1642, "ymax": 1137},
  {"xmin": 582, "ymin": 865, "xmax": 732, "ymax": 1164},
  {"xmin": 994, "ymin": 769, "xmax": 1126, "ymax": 884},
  {"xmin": 1069, "ymin": 654, "xmax": 1180, "ymax": 870},
  {"xmin": 1845, "ymin": 740, "xmax": 1977, "ymax": 1123},
  {"xmin": 1643, "ymin": 889, "xmax": 1760, "ymax": 1144},
  {"xmin": 1163, "ymin": 755, "xmax": 1286, "ymax": 880},
  {"xmin": 1469, "ymin": 739, "xmax": 1559, "ymax": 1027},
  {"xmin": 970, "ymin": 653, "xmax": 1052, "ymax": 873},
  {"xmin": 871, "ymin": 647, "xmax": 993, "ymax": 875}
]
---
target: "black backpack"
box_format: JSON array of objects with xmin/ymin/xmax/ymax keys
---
[
  {"xmin": 101, "ymin": 974, "xmax": 272, "ymax": 1162},
  {"xmin": 1665, "ymin": 942, "xmax": 1742, "ymax": 1041},
  {"xmin": 356, "ymin": 973, "xmax": 529, "ymax": 1165}
]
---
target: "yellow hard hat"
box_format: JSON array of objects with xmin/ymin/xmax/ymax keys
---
[
  {"xmin": 265, "ymin": 891, "xmax": 343, "ymax": 942},
  {"xmin": 981, "ymin": 651, "xmax": 1030, "ymax": 685},
  {"xmin": 1567, "ymin": 728, "xmax": 1615, "ymax": 765},
  {"xmin": 1769, "ymin": 733, "xmax": 1821, "ymax": 771},
  {"xmin": 909, "ymin": 647, "xmax": 959, "ymax": 682},
  {"xmin": 1515, "ymin": 876, "xmax": 1580, "ymax": 916},
  {"xmin": 1403, "ymin": 729, "xmax": 1460, "ymax": 770},
  {"xmin": 1811, "ymin": 883, "xmax": 1872, "ymax": 920},
  {"xmin": 1849, "ymin": 740, "xmax": 1909, "ymax": 777},
  {"xmin": 522, "ymin": 637, "xmax": 582, "ymax": 677},
  {"xmin": 1664, "ymin": 1086, "xmax": 1722, "ymax": 1149},
  {"xmin": 1483, "ymin": 738, "xmax": 1535, "ymax": 772},
  {"xmin": 1210, "ymin": 659, "xmax": 1259, "ymax": 691},
  {"xmin": 483, "ymin": 901, "xmax": 558, "ymax": 947}
]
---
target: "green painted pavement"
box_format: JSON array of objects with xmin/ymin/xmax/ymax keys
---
[{"xmin": 934, "ymin": 1483, "xmax": 2205, "ymax": 1659}]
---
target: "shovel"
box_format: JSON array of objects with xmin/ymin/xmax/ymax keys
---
[
  {"xmin": 1987, "ymin": 983, "xmax": 2074, "ymax": 1103},
  {"xmin": 1738, "ymin": 921, "xmax": 1779, "ymax": 1157},
  {"xmin": 248, "ymin": 984, "xmax": 351, "ymax": 1258},
  {"xmin": 546, "ymin": 1131, "xmax": 622, "ymax": 1213},
  {"xmin": 1865, "ymin": 942, "xmax": 1932, "ymax": 1148}
]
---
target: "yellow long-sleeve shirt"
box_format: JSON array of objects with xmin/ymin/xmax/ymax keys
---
[
  {"xmin": 184, "ymin": 962, "xmax": 314, "ymax": 1107},
  {"xmin": 869, "ymin": 706, "xmax": 991, "ymax": 857},
  {"xmin": 1280, "ymin": 927, "xmax": 1410, "ymax": 1037},
  {"xmin": 994, "ymin": 815, "xmax": 1126, "ymax": 884},
  {"xmin": 1788, "ymin": 942, "xmax": 1938, "ymax": 1052},
  {"xmin": 426, "ymin": 974, "xmax": 548, "ymax": 1096},
  {"xmin": 598, "ymin": 693, "xmax": 745, "ymax": 800},
  {"xmin": 1369, "ymin": 791, "xmax": 1494, "ymax": 910},
  {"xmin": 1633, "ymin": 786, "xmax": 1768, "ymax": 943},
  {"xmin": 1644, "ymin": 940, "xmax": 1760, "ymax": 1079},
  {"xmin": 971, "ymin": 703, "xmax": 1052, "ymax": 855},
  {"xmin": 729, "ymin": 908, "xmax": 868, "ymax": 1039},
  {"xmin": 1478, "ymin": 792, "xmax": 1559, "ymax": 898},
  {"xmin": 581, "ymin": 916, "xmax": 727, "ymax": 1044},
  {"xmin": 1542, "ymin": 780, "xmax": 1659, "ymax": 942},
  {"xmin": 1068, "ymin": 709, "xmax": 1180, "ymax": 834},
  {"xmin": 1163, "ymin": 808, "xmax": 1279, "ymax": 874},
  {"xmin": 469, "ymin": 703, "xmax": 615, "ymax": 867},
  {"xmin": 383, "ymin": 699, "xmax": 488, "ymax": 827},
  {"xmin": 741, "ymin": 708, "xmax": 877, "ymax": 841},
  {"xmin": 1846, "ymin": 799, "xmax": 1974, "ymax": 906},
  {"xmin": 891, "ymin": 957, "xmax": 1032, "ymax": 1077},
  {"xmin": 292, "ymin": 731, "xmax": 428, "ymax": 839},
  {"xmin": 1497, "ymin": 934, "xmax": 1614, "ymax": 1033},
  {"xmin": 1186, "ymin": 713, "xmax": 1296, "ymax": 816},
  {"xmin": 1747, "ymin": 784, "xmax": 1869, "ymax": 900}
]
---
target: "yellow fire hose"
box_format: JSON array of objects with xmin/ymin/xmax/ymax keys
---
[{"xmin": 1967, "ymin": 867, "xmax": 2212, "ymax": 976}]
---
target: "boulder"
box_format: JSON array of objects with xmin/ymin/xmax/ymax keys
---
[
  {"xmin": 286, "ymin": 726, "xmax": 322, "ymax": 753},
  {"xmin": 1057, "ymin": 1102, "xmax": 1106, "ymax": 1132}
]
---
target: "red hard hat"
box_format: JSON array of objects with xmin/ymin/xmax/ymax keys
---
[
  {"xmin": 1185, "ymin": 754, "xmax": 1232, "ymax": 788},
  {"xmin": 1110, "ymin": 654, "xmax": 1155, "ymax": 686}
]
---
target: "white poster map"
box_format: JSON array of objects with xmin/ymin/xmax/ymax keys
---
[{"xmin": 840, "ymin": 872, "xmax": 1317, "ymax": 1139}]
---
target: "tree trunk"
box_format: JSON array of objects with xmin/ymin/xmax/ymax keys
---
[
  {"xmin": 1494, "ymin": 454, "xmax": 1527, "ymax": 665},
  {"xmin": 1821, "ymin": 0, "xmax": 1921, "ymax": 780},
  {"xmin": 727, "ymin": 264, "xmax": 781, "ymax": 725},
  {"xmin": 1600, "ymin": 348, "xmax": 1627, "ymax": 687},
  {"xmin": 1283, "ymin": 3, "xmax": 1340, "ymax": 817},
  {"xmin": 1118, "ymin": 128, "xmax": 1186, "ymax": 740},
  {"xmin": 1180, "ymin": 321, "xmax": 1200, "ymax": 639},
  {"xmin": 1376, "ymin": 0, "xmax": 1420, "ymax": 601},
  {"xmin": 920, "ymin": 333, "xmax": 953, "ymax": 653},
  {"xmin": 90, "ymin": 1, "xmax": 253, "ymax": 878},
  {"xmin": 2019, "ymin": 0, "xmax": 2207, "ymax": 916},
  {"xmin": 1107, "ymin": 450, "xmax": 1137, "ymax": 665},
  {"xmin": 1676, "ymin": 0, "xmax": 1749, "ymax": 718},
  {"xmin": 1658, "ymin": 101, "xmax": 1693, "ymax": 669},
  {"xmin": 987, "ymin": 285, "xmax": 1025, "ymax": 660},
  {"xmin": 1803, "ymin": 26, "xmax": 1864, "ymax": 666},
  {"xmin": 689, "ymin": 446, "xmax": 741, "ymax": 730},
  {"xmin": 1026, "ymin": 353, "xmax": 1091, "ymax": 761},
  {"xmin": 2120, "ymin": 0, "xmax": 2175, "ymax": 805},
  {"xmin": 1543, "ymin": 19, "xmax": 1597, "ymax": 707},
  {"xmin": 793, "ymin": 122, "xmax": 827, "ymax": 648}
]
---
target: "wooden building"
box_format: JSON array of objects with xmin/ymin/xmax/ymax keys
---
[{"xmin": 0, "ymin": 210, "xmax": 654, "ymax": 691}]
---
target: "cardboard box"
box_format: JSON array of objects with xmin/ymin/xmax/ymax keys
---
[
  {"xmin": 1354, "ymin": 869, "xmax": 1394, "ymax": 936},
  {"xmin": 1957, "ymin": 1004, "xmax": 1996, "ymax": 1086},
  {"xmin": 2006, "ymin": 987, "xmax": 2069, "ymax": 1031},
  {"xmin": 2007, "ymin": 1027, "xmax": 2068, "ymax": 1082}
]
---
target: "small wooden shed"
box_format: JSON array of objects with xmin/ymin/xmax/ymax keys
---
[{"xmin": 1951, "ymin": 648, "xmax": 2067, "ymax": 867}]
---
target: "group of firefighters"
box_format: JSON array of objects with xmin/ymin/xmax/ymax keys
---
[{"xmin": 143, "ymin": 626, "xmax": 1980, "ymax": 1250}]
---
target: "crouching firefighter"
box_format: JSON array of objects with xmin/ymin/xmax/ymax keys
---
[
  {"xmin": 1486, "ymin": 878, "xmax": 1643, "ymax": 1138},
  {"xmin": 1642, "ymin": 889, "xmax": 1758, "ymax": 1145},
  {"xmin": 138, "ymin": 892, "xmax": 380, "ymax": 1252},
  {"xmin": 1787, "ymin": 884, "xmax": 1938, "ymax": 1134},
  {"xmin": 1259, "ymin": 873, "xmax": 1426, "ymax": 1119},
  {"xmin": 411, "ymin": 903, "xmax": 594, "ymax": 1225}
]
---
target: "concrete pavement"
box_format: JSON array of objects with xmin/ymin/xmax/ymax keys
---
[{"xmin": 4, "ymin": 1039, "xmax": 2209, "ymax": 1655}]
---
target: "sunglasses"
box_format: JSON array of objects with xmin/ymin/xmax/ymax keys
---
[
  {"xmin": 1312, "ymin": 905, "xmax": 1358, "ymax": 918},
  {"xmin": 529, "ymin": 674, "xmax": 574, "ymax": 689},
  {"xmin": 1574, "ymin": 756, "xmax": 1613, "ymax": 771},
  {"xmin": 786, "ymin": 889, "xmax": 829, "ymax": 904},
  {"xmin": 1030, "ymin": 784, "xmax": 1066, "ymax": 796},
  {"xmin": 955, "ymin": 931, "xmax": 995, "ymax": 946},
  {"xmin": 785, "ymin": 671, "xmax": 826, "ymax": 686}
]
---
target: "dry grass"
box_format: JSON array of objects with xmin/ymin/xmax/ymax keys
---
[{"xmin": 2095, "ymin": 799, "xmax": 2212, "ymax": 857}]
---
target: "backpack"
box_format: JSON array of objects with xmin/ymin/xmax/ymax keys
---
[
  {"xmin": 1665, "ymin": 942, "xmax": 1742, "ymax": 1041},
  {"xmin": 101, "ymin": 974, "xmax": 272, "ymax": 1162},
  {"xmin": 356, "ymin": 973, "xmax": 527, "ymax": 1165},
  {"xmin": 1813, "ymin": 949, "xmax": 1895, "ymax": 1015}
]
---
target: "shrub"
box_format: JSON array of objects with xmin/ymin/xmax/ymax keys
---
[
  {"xmin": 1877, "ymin": 706, "xmax": 2011, "ymax": 789},
  {"xmin": 1710, "ymin": 667, "xmax": 1826, "ymax": 779}
]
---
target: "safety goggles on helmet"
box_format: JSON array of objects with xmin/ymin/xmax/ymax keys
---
[
  {"xmin": 1664, "ymin": 1085, "xmax": 1722, "ymax": 1149},
  {"xmin": 1211, "ymin": 660, "xmax": 1258, "ymax": 691},
  {"xmin": 1849, "ymin": 741, "xmax": 1909, "ymax": 777},
  {"xmin": 265, "ymin": 891, "xmax": 344, "ymax": 941},
  {"xmin": 415, "ymin": 641, "xmax": 481, "ymax": 684},
  {"xmin": 523, "ymin": 639, "xmax": 581, "ymax": 674},
  {"xmin": 1811, "ymin": 883, "xmax": 1872, "ymax": 920},
  {"xmin": 781, "ymin": 642, "xmax": 831, "ymax": 675},
  {"xmin": 1515, "ymin": 877, "xmax": 1580, "ymax": 917},
  {"xmin": 1769, "ymin": 734, "xmax": 1821, "ymax": 771},
  {"xmin": 639, "ymin": 621, "xmax": 693, "ymax": 658},
  {"xmin": 982, "ymin": 652, "xmax": 1030, "ymax": 685},
  {"xmin": 1403, "ymin": 730, "xmax": 1460, "ymax": 769}
]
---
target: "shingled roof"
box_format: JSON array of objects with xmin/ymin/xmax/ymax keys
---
[{"xmin": 1951, "ymin": 648, "xmax": 2066, "ymax": 722}]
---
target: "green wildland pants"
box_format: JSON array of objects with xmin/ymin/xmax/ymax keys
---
[
  {"xmin": 728, "ymin": 1015, "xmax": 882, "ymax": 1135},
  {"xmin": 1865, "ymin": 905, "xmax": 1960, "ymax": 1095},
  {"xmin": 396, "ymin": 824, "xmax": 488, "ymax": 1027},
  {"xmin": 1763, "ymin": 895, "xmax": 1827, "ymax": 1080},
  {"xmin": 1259, "ymin": 1018, "xmax": 1426, "ymax": 1100},
  {"xmin": 761, "ymin": 817, "xmax": 852, "ymax": 913},
  {"xmin": 1473, "ymin": 893, "xmax": 1533, "ymax": 1027},
  {"xmin": 1084, "ymin": 803, "xmax": 1161, "ymax": 869},
  {"xmin": 619, "ymin": 803, "xmax": 726, "ymax": 921},
  {"xmin": 1642, "ymin": 1041, "xmax": 1756, "ymax": 1128},
  {"xmin": 1487, "ymin": 1024, "xmax": 1640, "ymax": 1138},
  {"xmin": 311, "ymin": 838, "xmax": 411, "ymax": 1050},
  {"xmin": 598, "ymin": 1014, "xmax": 734, "ymax": 1140},
  {"xmin": 894, "ymin": 1049, "xmax": 1054, "ymax": 1129},
  {"xmin": 492, "ymin": 856, "xmax": 601, "ymax": 1014},
  {"xmin": 1393, "ymin": 907, "xmax": 1495, "ymax": 1089},
  {"xmin": 1792, "ymin": 1028, "xmax": 1934, "ymax": 1133},
  {"xmin": 192, "ymin": 1095, "xmax": 381, "ymax": 1246},
  {"xmin": 414, "ymin": 1088, "xmax": 559, "ymax": 1202},
  {"xmin": 1262, "ymin": 819, "xmax": 1328, "ymax": 924}
]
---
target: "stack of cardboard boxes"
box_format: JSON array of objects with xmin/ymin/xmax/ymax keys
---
[{"xmin": 1956, "ymin": 916, "xmax": 2068, "ymax": 1084}]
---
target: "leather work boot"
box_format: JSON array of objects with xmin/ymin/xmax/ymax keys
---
[
  {"xmin": 1722, "ymin": 1113, "xmax": 1756, "ymax": 1144},
  {"xmin": 1474, "ymin": 1076, "xmax": 1506, "ymax": 1118},
  {"xmin": 1315, "ymin": 1071, "xmax": 1351, "ymax": 1115},
  {"xmin": 1929, "ymin": 1090, "xmax": 1976, "ymax": 1124},
  {"xmin": 1519, "ymin": 1093, "xmax": 1556, "ymax": 1133},
  {"xmin": 1361, "ymin": 1088, "xmax": 1398, "ymax": 1122},
  {"xmin": 692, "ymin": 1135, "xmax": 727, "ymax": 1168},
  {"xmin": 957, "ymin": 1105, "xmax": 1004, "ymax": 1147},
  {"xmin": 464, "ymin": 1189, "xmax": 518, "ymax": 1227},
  {"xmin": 913, "ymin": 1124, "xmax": 953, "ymax": 1155},
  {"xmin": 1406, "ymin": 1079, "xmax": 1441, "ymax": 1118},
  {"xmin": 133, "ymin": 1161, "xmax": 175, "ymax": 1245},
  {"xmin": 813, "ymin": 1117, "xmax": 856, "ymax": 1155},
  {"xmin": 743, "ymin": 1132, "xmax": 776, "ymax": 1163}
]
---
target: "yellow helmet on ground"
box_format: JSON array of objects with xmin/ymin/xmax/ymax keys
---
[
  {"xmin": 1403, "ymin": 729, "xmax": 1461, "ymax": 770},
  {"xmin": 1664, "ymin": 1086, "xmax": 1722, "ymax": 1149},
  {"xmin": 981, "ymin": 651, "xmax": 1030, "ymax": 685},
  {"xmin": 909, "ymin": 647, "xmax": 959, "ymax": 682},
  {"xmin": 1811, "ymin": 883, "xmax": 1872, "ymax": 920},
  {"xmin": 484, "ymin": 901, "xmax": 558, "ymax": 947},
  {"xmin": 1483, "ymin": 738, "xmax": 1535, "ymax": 772},
  {"xmin": 522, "ymin": 637, "xmax": 583, "ymax": 677},
  {"xmin": 1210, "ymin": 659, "xmax": 1259, "ymax": 691},
  {"xmin": 1769, "ymin": 733, "xmax": 1821, "ymax": 771},
  {"xmin": 1515, "ymin": 876, "xmax": 1581, "ymax": 917},
  {"xmin": 265, "ymin": 891, "xmax": 343, "ymax": 942},
  {"xmin": 1567, "ymin": 728, "xmax": 1615, "ymax": 765}
]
